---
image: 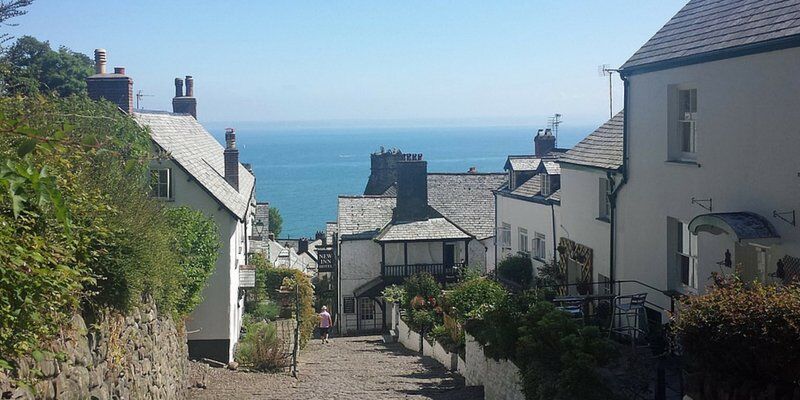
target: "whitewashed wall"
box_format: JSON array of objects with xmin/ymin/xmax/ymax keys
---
[
  {"xmin": 560, "ymin": 166, "xmax": 615, "ymax": 282},
  {"xmin": 617, "ymin": 47, "xmax": 800, "ymax": 311},
  {"xmin": 495, "ymin": 193, "xmax": 561, "ymax": 270}
]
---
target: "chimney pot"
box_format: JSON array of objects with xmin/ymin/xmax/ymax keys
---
[
  {"xmin": 114, "ymin": 67, "xmax": 125, "ymax": 75},
  {"xmin": 468, "ymin": 166, "xmax": 477, "ymax": 173},
  {"xmin": 185, "ymin": 75, "xmax": 194, "ymax": 97},
  {"xmin": 94, "ymin": 49, "xmax": 107, "ymax": 74},
  {"xmin": 174, "ymin": 78, "xmax": 184, "ymax": 97},
  {"xmin": 534, "ymin": 127, "xmax": 557, "ymax": 156}
]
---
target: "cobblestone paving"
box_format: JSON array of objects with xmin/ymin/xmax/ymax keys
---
[{"xmin": 189, "ymin": 335, "xmax": 483, "ymax": 400}]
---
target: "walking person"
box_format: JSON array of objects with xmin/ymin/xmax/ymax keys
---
[{"xmin": 318, "ymin": 306, "xmax": 332, "ymax": 344}]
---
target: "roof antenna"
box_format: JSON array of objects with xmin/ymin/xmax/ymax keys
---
[
  {"xmin": 547, "ymin": 113, "xmax": 562, "ymax": 145},
  {"xmin": 135, "ymin": 90, "xmax": 154, "ymax": 109},
  {"xmin": 599, "ymin": 64, "xmax": 619, "ymax": 118}
]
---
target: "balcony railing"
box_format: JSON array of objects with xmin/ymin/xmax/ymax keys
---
[{"xmin": 382, "ymin": 262, "xmax": 465, "ymax": 279}]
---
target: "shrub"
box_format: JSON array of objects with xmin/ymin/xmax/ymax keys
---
[
  {"xmin": 381, "ymin": 284, "xmax": 406, "ymax": 304},
  {"xmin": 235, "ymin": 321, "xmax": 289, "ymax": 371},
  {"xmin": 248, "ymin": 301, "xmax": 280, "ymax": 322},
  {"xmin": 497, "ymin": 255, "xmax": 534, "ymax": 286},
  {"xmin": 446, "ymin": 276, "xmax": 506, "ymax": 322},
  {"xmin": 402, "ymin": 272, "xmax": 441, "ymax": 310},
  {"xmin": 165, "ymin": 206, "xmax": 219, "ymax": 316},
  {"xmin": 249, "ymin": 253, "xmax": 317, "ymax": 348},
  {"xmin": 408, "ymin": 308, "xmax": 437, "ymax": 333},
  {"xmin": 674, "ymin": 277, "xmax": 800, "ymax": 390}
]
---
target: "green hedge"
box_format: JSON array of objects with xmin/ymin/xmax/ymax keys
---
[{"xmin": 497, "ymin": 255, "xmax": 534, "ymax": 286}]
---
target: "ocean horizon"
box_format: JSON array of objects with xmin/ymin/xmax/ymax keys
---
[{"xmin": 205, "ymin": 123, "xmax": 596, "ymax": 238}]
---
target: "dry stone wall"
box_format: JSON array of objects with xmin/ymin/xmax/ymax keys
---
[{"xmin": 1, "ymin": 300, "xmax": 188, "ymax": 400}]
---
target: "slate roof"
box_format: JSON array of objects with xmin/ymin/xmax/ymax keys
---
[
  {"xmin": 621, "ymin": 0, "xmax": 800, "ymax": 72},
  {"xmin": 560, "ymin": 112, "xmax": 624, "ymax": 170},
  {"xmin": 427, "ymin": 173, "xmax": 508, "ymax": 240},
  {"xmin": 337, "ymin": 196, "xmax": 396, "ymax": 240},
  {"xmin": 506, "ymin": 156, "xmax": 541, "ymax": 171},
  {"xmin": 543, "ymin": 161, "xmax": 561, "ymax": 175},
  {"xmin": 375, "ymin": 217, "xmax": 472, "ymax": 242},
  {"xmin": 499, "ymin": 175, "xmax": 561, "ymax": 203},
  {"xmin": 134, "ymin": 110, "xmax": 255, "ymax": 220}
]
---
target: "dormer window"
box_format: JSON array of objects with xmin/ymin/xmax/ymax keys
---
[
  {"xmin": 541, "ymin": 174, "xmax": 551, "ymax": 196},
  {"xmin": 149, "ymin": 168, "xmax": 172, "ymax": 199}
]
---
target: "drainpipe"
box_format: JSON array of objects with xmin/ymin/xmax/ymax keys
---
[
  {"xmin": 493, "ymin": 191, "xmax": 498, "ymax": 274},
  {"xmin": 608, "ymin": 72, "xmax": 631, "ymax": 294},
  {"xmin": 550, "ymin": 202, "xmax": 558, "ymax": 271}
]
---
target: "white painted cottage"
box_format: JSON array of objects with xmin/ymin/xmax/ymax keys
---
[
  {"xmin": 86, "ymin": 53, "xmax": 257, "ymax": 362},
  {"xmin": 494, "ymin": 129, "xmax": 565, "ymax": 276},
  {"xmin": 613, "ymin": 0, "xmax": 800, "ymax": 314},
  {"xmin": 333, "ymin": 153, "xmax": 506, "ymax": 334}
]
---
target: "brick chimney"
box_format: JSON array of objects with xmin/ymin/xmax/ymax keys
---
[
  {"xmin": 86, "ymin": 49, "xmax": 134, "ymax": 114},
  {"xmin": 172, "ymin": 75, "xmax": 197, "ymax": 118},
  {"xmin": 395, "ymin": 159, "xmax": 428, "ymax": 222},
  {"xmin": 224, "ymin": 128, "xmax": 239, "ymax": 191},
  {"xmin": 534, "ymin": 128, "xmax": 556, "ymax": 156}
]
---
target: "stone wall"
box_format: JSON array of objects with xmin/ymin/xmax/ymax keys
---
[
  {"xmin": 1, "ymin": 300, "xmax": 188, "ymax": 400},
  {"xmin": 464, "ymin": 333, "xmax": 525, "ymax": 400}
]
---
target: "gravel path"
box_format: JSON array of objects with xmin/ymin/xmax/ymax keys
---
[{"xmin": 188, "ymin": 335, "xmax": 483, "ymax": 400}]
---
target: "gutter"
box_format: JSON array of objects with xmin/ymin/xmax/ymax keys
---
[
  {"xmin": 608, "ymin": 73, "xmax": 630, "ymax": 294},
  {"xmin": 493, "ymin": 191, "xmax": 498, "ymax": 273}
]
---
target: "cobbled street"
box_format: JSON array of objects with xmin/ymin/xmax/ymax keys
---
[{"xmin": 189, "ymin": 336, "xmax": 484, "ymax": 400}]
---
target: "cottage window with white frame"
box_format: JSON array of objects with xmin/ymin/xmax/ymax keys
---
[
  {"xmin": 672, "ymin": 219, "xmax": 698, "ymax": 290},
  {"xmin": 598, "ymin": 177, "xmax": 611, "ymax": 220},
  {"xmin": 533, "ymin": 232, "xmax": 546, "ymax": 261},
  {"xmin": 499, "ymin": 222, "xmax": 511, "ymax": 248},
  {"xmin": 541, "ymin": 174, "xmax": 551, "ymax": 197},
  {"xmin": 669, "ymin": 87, "xmax": 697, "ymax": 160},
  {"xmin": 359, "ymin": 298, "xmax": 375, "ymax": 320},
  {"xmin": 518, "ymin": 227, "xmax": 529, "ymax": 255},
  {"xmin": 149, "ymin": 168, "xmax": 172, "ymax": 199}
]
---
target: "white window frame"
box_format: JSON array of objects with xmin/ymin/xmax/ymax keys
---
[
  {"xmin": 359, "ymin": 298, "xmax": 375, "ymax": 320},
  {"xmin": 533, "ymin": 232, "xmax": 546, "ymax": 261},
  {"xmin": 599, "ymin": 177, "xmax": 611, "ymax": 220},
  {"xmin": 499, "ymin": 222, "xmax": 511, "ymax": 248},
  {"xmin": 676, "ymin": 221, "xmax": 698, "ymax": 291},
  {"xmin": 150, "ymin": 168, "xmax": 172, "ymax": 199},
  {"xmin": 669, "ymin": 87, "xmax": 697, "ymax": 161},
  {"xmin": 518, "ymin": 227, "xmax": 529, "ymax": 255},
  {"xmin": 541, "ymin": 174, "xmax": 551, "ymax": 197}
]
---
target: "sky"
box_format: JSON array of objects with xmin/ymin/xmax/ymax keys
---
[{"xmin": 10, "ymin": 1, "xmax": 686, "ymax": 127}]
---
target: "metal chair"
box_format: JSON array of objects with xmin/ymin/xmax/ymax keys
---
[
  {"xmin": 609, "ymin": 292, "xmax": 648, "ymax": 347},
  {"xmin": 556, "ymin": 297, "xmax": 585, "ymax": 320}
]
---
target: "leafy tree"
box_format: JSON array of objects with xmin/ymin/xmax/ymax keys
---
[
  {"xmin": 165, "ymin": 206, "xmax": 220, "ymax": 315},
  {"xmin": 268, "ymin": 207, "xmax": 282, "ymax": 237},
  {"xmin": 497, "ymin": 255, "xmax": 534, "ymax": 286},
  {"xmin": 445, "ymin": 276, "xmax": 506, "ymax": 322},
  {"xmin": 1, "ymin": 36, "xmax": 93, "ymax": 97}
]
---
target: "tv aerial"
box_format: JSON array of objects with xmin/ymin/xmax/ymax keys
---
[
  {"xmin": 135, "ymin": 90, "xmax": 154, "ymax": 109},
  {"xmin": 598, "ymin": 64, "xmax": 619, "ymax": 118}
]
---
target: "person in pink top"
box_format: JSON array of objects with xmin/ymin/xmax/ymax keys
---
[{"xmin": 318, "ymin": 306, "xmax": 333, "ymax": 343}]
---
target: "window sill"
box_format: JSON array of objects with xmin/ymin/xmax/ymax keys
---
[
  {"xmin": 596, "ymin": 217, "xmax": 611, "ymax": 223},
  {"xmin": 665, "ymin": 159, "xmax": 700, "ymax": 167},
  {"xmin": 152, "ymin": 197, "xmax": 175, "ymax": 202}
]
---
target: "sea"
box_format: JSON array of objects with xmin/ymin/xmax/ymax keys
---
[{"xmin": 205, "ymin": 123, "xmax": 594, "ymax": 238}]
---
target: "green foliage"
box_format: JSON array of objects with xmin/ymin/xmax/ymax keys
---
[
  {"xmin": 446, "ymin": 276, "xmax": 506, "ymax": 322},
  {"xmin": 248, "ymin": 301, "xmax": 280, "ymax": 322},
  {"xmin": 402, "ymin": 272, "xmax": 441, "ymax": 310},
  {"xmin": 408, "ymin": 308, "xmax": 437, "ymax": 333},
  {"xmin": 0, "ymin": 1, "xmax": 33, "ymax": 47},
  {"xmin": 235, "ymin": 321, "xmax": 288, "ymax": 372},
  {"xmin": 674, "ymin": 277, "xmax": 800, "ymax": 388},
  {"xmin": 1, "ymin": 36, "xmax": 94, "ymax": 97},
  {"xmin": 381, "ymin": 284, "xmax": 406, "ymax": 304},
  {"xmin": 467, "ymin": 290, "xmax": 539, "ymax": 360},
  {"xmin": 515, "ymin": 301, "xmax": 616, "ymax": 400},
  {"xmin": 165, "ymin": 206, "xmax": 219, "ymax": 315},
  {"xmin": 248, "ymin": 252, "xmax": 317, "ymax": 348},
  {"xmin": 268, "ymin": 207, "xmax": 282, "ymax": 237},
  {"xmin": 497, "ymin": 255, "xmax": 534, "ymax": 286}
]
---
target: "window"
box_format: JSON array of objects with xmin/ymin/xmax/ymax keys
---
[
  {"xmin": 678, "ymin": 89, "xmax": 697, "ymax": 154},
  {"xmin": 673, "ymin": 220, "xmax": 698, "ymax": 290},
  {"xmin": 533, "ymin": 232, "xmax": 546, "ymax": 260},
  {"xmin": 149, "ymin": 168, "xmax": 172, "ymax": 199},
  {"xmin": 598, "ymin": 177, "xmax": 611, "ymax": 220},
  {"xmin": 359, "ymin": 298, "xmax": 374, "ymax": 320},
  {"xmin": 518, "ymin": 228, "xmax": 529, "ymax": 254},
  {"xmin": 541, "ymin": 174, "xmax": 551, "ymax": 196},
  {"xmin": 499, "ymin": 223, "xmax": 511, "ymax": 248},
  {"xmin": 343, "ymin": 297, "xmax": 355, "ymax": 314}
]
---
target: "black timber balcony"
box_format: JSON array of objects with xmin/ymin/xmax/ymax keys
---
[{"xmin": 382, "ymin": 262, "xmax": 464, "ymax": 282}]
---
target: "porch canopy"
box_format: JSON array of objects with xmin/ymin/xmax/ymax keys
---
[
  {"xmin": 374, "ymin": 217, "xmax": 472, "ymax": 242},
  {"xmin": 354, "ymin": 277, "xmax": 386, "ymax": 299},
  {"xmin": 688, "ymin": 212, "xmax": 780, "ymax": 243}
]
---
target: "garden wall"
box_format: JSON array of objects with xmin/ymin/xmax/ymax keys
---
[
  {"xmin": 1, "ymin": 299, "xmax": 188, "ymax": 400},
  {"xmin": 395, "ymin": 317, "xmax": 524, "ymax": 400}
]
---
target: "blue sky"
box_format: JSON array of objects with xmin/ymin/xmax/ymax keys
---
[{"xmin": 11, "ymin": 1, "xmax": 685, "ymax": 127}]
